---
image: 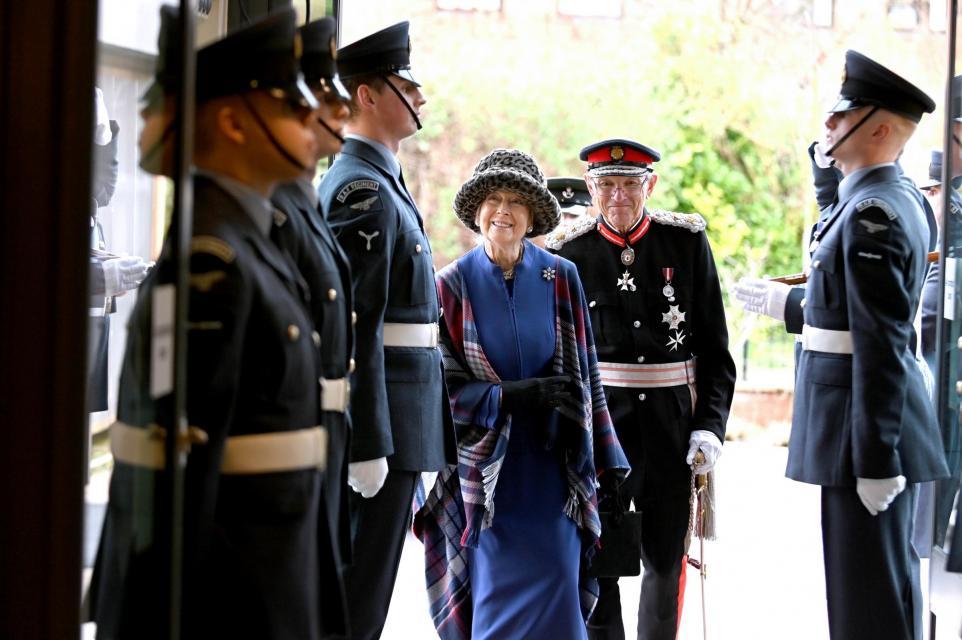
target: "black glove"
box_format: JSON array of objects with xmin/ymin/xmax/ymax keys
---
[
  {"xmin": 500, "ymin": 375, "xmax": 576, "ymax": 410},
  {"xmin": 598, "ymin": 470, "xmax": 627, "ymax": 518},
  {"xmin": 599, "ymin": 470, "xmax": 625, "ymax": 497}
]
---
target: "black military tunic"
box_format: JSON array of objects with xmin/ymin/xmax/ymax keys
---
[
  {"xmin": 549, "ymin": 210, "xmax": 736, "ymax": 498},
  {"xmin": 90, "ymin": 174, "xmax": 341, "ymax": 640}
]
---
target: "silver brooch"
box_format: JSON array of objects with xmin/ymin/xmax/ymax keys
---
[{"xmin": 542, "ymin": 267, "xmax": 556, "ymax": 281}]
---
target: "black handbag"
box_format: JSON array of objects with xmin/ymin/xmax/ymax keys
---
[{"xmin": 587, "ymin": 500, "xmax": 643, "ymax": 578}]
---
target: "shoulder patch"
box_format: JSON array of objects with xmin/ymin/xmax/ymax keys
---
[
  {"xmin": 336, "ymin": 179, "xmax": 380, "ymax": 203},
  {"xmin": 544, "ymin": 216, "xmax": 597, "ymax": 250},
  {"xmin": 855, "ymin": 197, "xmax": 897, "ymax": 221},
  {"xmin": 647, "ymin": 208, "xmax": 707, "ymax": 232},
  {"xmin": 191, "ymin": 235, "xmax": 235, "ymax": 263},
  {"xmin": 190, "ymin": 270, "xmax": 227, "ymax": 292}
]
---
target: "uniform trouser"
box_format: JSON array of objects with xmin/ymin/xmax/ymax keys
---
[
  {"xmin": 587, "ymin": 492, "xmax": 691, "ymax": 640},
  {"xmin": 343, "ymin": 469, "xmax": 418, "ymax": 640},
  {"xmin": 821, "ymin": 484, "xmax": 921, "ymax": 640}
]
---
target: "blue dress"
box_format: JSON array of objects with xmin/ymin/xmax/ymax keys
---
[{"xmin": 459, "ymin": 242, "xmax": 587, "ymax": 640}]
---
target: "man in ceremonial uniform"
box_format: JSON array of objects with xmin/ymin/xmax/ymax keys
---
[
  {"xmin": 736, "ymin": 51, "xmax": 948, "ymax": 639},
  {"xmin": 270, "ymin": 17, "xmax": 354, "ymax": 635},
  {"xmin": 90, "ymin": 9, "xmax": 345, "ymax": 639},
  {"xmin": 546, "ymin": 139, "xmax": 736, "ymax": 640},
  {"xmin": 316, "ymin": 21, "xmax": 456, "ymax": 640}
]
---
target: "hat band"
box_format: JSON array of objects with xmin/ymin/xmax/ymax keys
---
[{"xmin": 587, "ymin": 166, "xmax": 650, "ymax": 178}]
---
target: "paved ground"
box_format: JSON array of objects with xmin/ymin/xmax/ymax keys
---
[
  {"xmin": 382, "ymin": 441, "xmax": 833, "ymax": 639},
  {"xmin": 83, "ymin": 441, "xmax": 931, "ymax": 639}
]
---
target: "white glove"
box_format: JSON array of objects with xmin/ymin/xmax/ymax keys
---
[
  {"xmin": 811, "ymin": 141, "xmax": 834, "ymax": 169},
  {"xmin": 94, "ymin": 87, "xmax": 113, "ymax": 146},
  {"xmin": 103, "ymin": 256, "xmax": 152, "ymax": 297},
  {"xmin": 856, "ymin": 476, "xmax": 906, "ymax": 516},
  {"xmin": 686, "ymin": 430, "xmax": 722, "ymax": 475},
  {"xmin": 731, "ymin": 277, "xmax": 791, "ymax": 321},
  {"xmin": 348, "ymin": 457, "xmax": 389, "ymax": 498}
]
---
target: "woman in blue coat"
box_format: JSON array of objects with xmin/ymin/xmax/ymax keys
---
[{"xmin": 415, "ymin": 149, "xmax": 630, "ymax": 640}]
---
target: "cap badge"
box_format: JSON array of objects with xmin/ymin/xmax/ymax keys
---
[
  {"xmin": 294, "ymin": 32, "xmax": 303, "ymax": 59},
  {"xmin": 840, "ymin": 64, "xmax": 847, "ymax": 85},
  {"xmin": 407, "ymin": 37, "xmax": 412, "ymax": 55},
  {"xmin": 562, "ymin": 186, "xmax": 575, "ymax": 200},
  {"xmin": 330, "ymin": 35, "xmax": 338, "ymax": 60},
  {"xmin": 610, "ymin": 146, "xmax": 625, "ymax": 161}
]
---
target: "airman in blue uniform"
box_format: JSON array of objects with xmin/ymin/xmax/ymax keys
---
[
  {"xmin": 316, "ymin": 21, "xmax": 456, "ymax": 640},
  {"xmin": 737, "ymin": 50, "xmax": 948, "ymax": 640}
]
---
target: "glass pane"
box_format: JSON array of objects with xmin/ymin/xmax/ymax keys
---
[
  {"xmin": 84, "ymin": 1, "xmax": 194, "ymax": 637},
  {"xmin": 930, "ymin": 4, "xmax": 962, "ymax": 634}
]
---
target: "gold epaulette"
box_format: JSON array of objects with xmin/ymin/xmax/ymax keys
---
[
  {"xmin": 648, "ymin": 208, "xmax": 707, "ymax": 233},
  {"xmin": 544, "ymin": 215, "xmax": 598, "ymax": 250}
]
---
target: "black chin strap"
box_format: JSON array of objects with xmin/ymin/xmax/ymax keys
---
[
  {"xmin": 381, "ymin": 75, "xmax": 422, "ymax": 130},
  {"xmin": 824, "ymin": 106, "xmax": 880, "ymax": 157},
  {"xmin": 139, "ymin": 117, "xmax": 178, "ymax": 172},
  {"xmin": 239, "ymin": 94, "xmax": 312, "ymax": 172},
  {"xmin": 316, "ymin": 114, "xmax": 345, "ymax": 144}
]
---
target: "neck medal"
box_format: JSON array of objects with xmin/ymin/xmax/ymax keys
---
[
  {"xmin": 662, "ymin": 267, "xmax": 675, "ymax": 302},
  {"xmin": 620, "ymin": 246, "xmax": 635, "ymax": 266}
]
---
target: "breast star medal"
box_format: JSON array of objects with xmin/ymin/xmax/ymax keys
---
[
  {"xmin": 662, "ymin": 267, "xmax": 675, "ymax": 302},
  {"xmin": 620, "ymin": 246, "xmax": 635, "ymax": 266},
  {"xmin": 617, "ymin": 270, "xmax": 637, "ymax": 292},
  {"xmin": 661, "ymin": 305, "xmax": 686, "ymax": 331},
  {"xmin": 667, "ymin": 330, "xmax": 687, "ymax": 352}
]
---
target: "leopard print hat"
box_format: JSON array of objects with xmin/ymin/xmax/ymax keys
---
[{"xmin": 453, "ymin": 148, "xmax": 562, "ymax": 237}]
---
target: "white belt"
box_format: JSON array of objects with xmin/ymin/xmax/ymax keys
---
[
  {"xmin": 110, "ymin": 421, "xmax": 327, "ymax": 473},
  {"xmin": 320, "ymin": 377, "xmax": 350, "ymax": 413},
  {"xmin": 801, "ymin": 325, "xmax": 853, "ymax": 355},
  {"xmin": 383, "ymin": 322, "xmax": 439, "ymax": 348},
  {"xmin": 597, "ymin": 359, "xmax": 696, "ymax": 388}
]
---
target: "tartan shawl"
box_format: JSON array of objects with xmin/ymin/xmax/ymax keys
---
[{"xmin": 413, "ymin": 245, "xmax": 629, "ymax": 639}]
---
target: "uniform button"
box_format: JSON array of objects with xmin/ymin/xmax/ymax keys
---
[
  {"xmin": 813, "ymin": 259, "xmax": 821, "ymax": 269},
  {"xmin": 633, "ymin": 320, "xmax": 641, "ymax": 328},
  {"xmin": 287, "ymin": 324, "xmax": 300, "ymax": 341},
  {"xmin": 589, "ymin": 300, "xmax": 597, "ymax": 308},
  {"xmin": 328, "ymin": 288, "xmax": 337, "ymax": 301},
  {"xmin": 415, "ymin": 244, "xmax": 423, "ymax": 253},
  {"xmin": 637, "ymin": 356, "xmax": 645, "ymax": 363},
  {"xmin": 352, "ymin": 311, "xmax": 357, "ymax": 325},
  {"xmin": 957, "ymin": 336, "xmax": 962, "ymax": 350},
  {"xmin": 312, "ymin": 331, "xmax": 321, "ymax": 347},
  {"xmin": 800, "ymin": 298, "xmax": 807, "ymax": 308},
  {"xmin": 349, "ymin": 358, "xmax": 356, "ymax": 373},
  {"xmin": 637, "ymin": 393, "xmax": 647, "ymax": 401}
]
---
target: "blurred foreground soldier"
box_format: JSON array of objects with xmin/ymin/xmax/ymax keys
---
[
  {"xmin": 270, "ymin": 16, "xmax": 353, "ymax": 636},
  {"xmin": 317, "ymin": 21, "xmax": 456, "ymax": 639},
  {"xmin": 548, "ymin": 176, "xmax": 593, "ymax": 227},
  {"xmin": 745, "ymin": 51, "xmax": 948, "ymax": 640},
  {"xmin": 89, "ymin": 9, "xmax": 345, "ymax": 639},
  {"xmin": 546, "ymin": 139, "xmax": 735, "ymax": 640}
]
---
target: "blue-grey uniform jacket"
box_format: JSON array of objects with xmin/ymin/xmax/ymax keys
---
[
  {"xmin": 89, "ymin": 174, "xmax": 342, "ymax": 640},
  {"xmin": 317, "ymin": 137, "xmax": 456, "ymax": 471},
  {"xmin": 788, "ymin": 164, "xmax": 949, "ymax": 486}
]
